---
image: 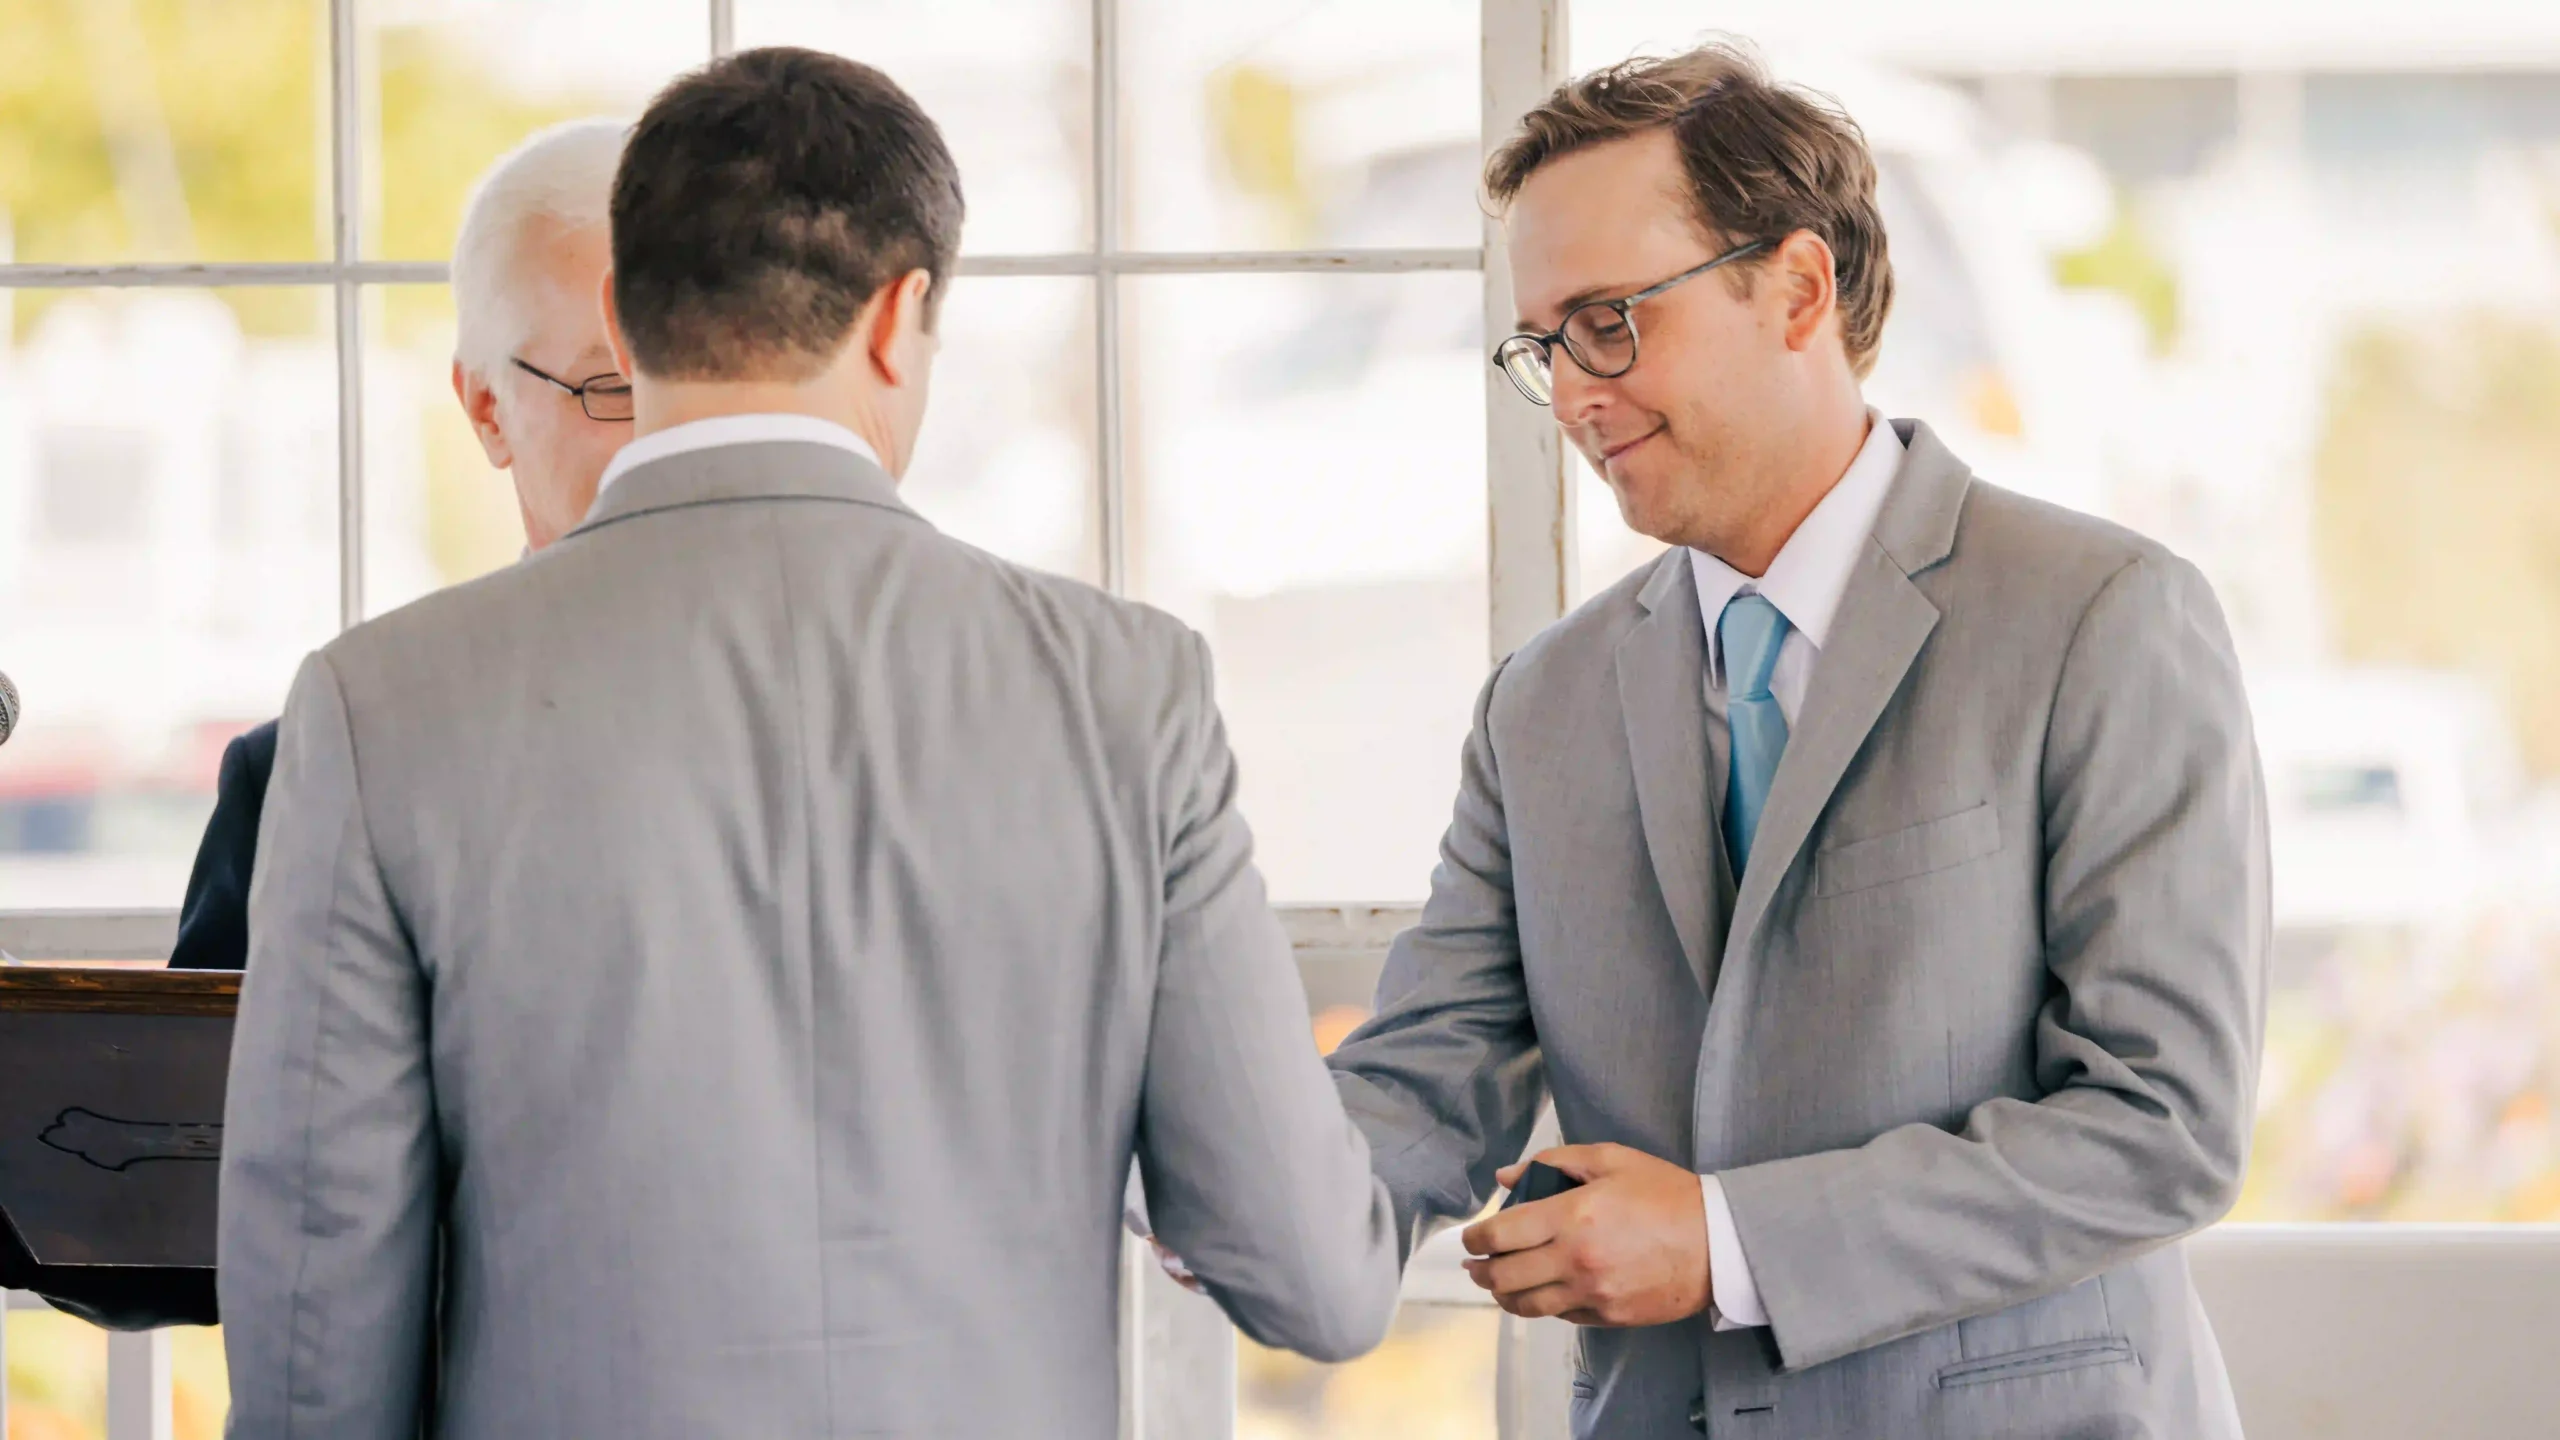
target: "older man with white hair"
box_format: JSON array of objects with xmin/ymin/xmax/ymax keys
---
[
  {"xmin": 449, "ymin": 116, "xmax": 635, "ymax": 550},
  {"xmin": 0, "ymin": 117, "xmax": 635, "ymax": 1333}
]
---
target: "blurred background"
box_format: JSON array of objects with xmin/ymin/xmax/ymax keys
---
[{"xmin": 7, "ymin": 0, "xmax": 2560, "ymax": 1435}]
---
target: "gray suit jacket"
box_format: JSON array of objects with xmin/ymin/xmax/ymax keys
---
[
  {"xmin": 218, "ymin": 440, "xmax": 1399, "ymax": 1439},
  {"xmin": 1329, "ymin": 420, "xmax": 2268, "ymax": 1437}
]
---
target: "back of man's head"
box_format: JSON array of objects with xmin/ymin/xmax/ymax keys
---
[{"xmin": 610, "ymin": 47, "xmax": 965, "ymax": 384}]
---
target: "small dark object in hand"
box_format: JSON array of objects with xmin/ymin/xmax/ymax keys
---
[{"xmin": 1501, "ymin": 1159, "xmax": 1584, "ymax": 1210}]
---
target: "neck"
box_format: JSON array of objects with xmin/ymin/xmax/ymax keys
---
[
  {"xmin": 630, "ymin": 376, "xmax": 900, "ymax": 474},
  {"xmin": 1714, "ymin": 386, "xmax": 1870, "ymax": 578}
]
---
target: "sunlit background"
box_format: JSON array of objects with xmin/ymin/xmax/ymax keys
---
[{"xmin": 10, "ymin": 0, "xmax": 2560, "ymax": 1435}]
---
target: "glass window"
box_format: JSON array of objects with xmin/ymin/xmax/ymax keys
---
[
  {"xmin": 0, "ymin": 286, "xmax": 337, "ymax": 910},
  {"xmin": 1121, "ymin": 0, "xmax": 1480, "ymax": 253},
  {"xmin": 362, "ymin": 0, "xmax": 706, "ymax": 261},
  {"xmin": 1125, "ymin": 271, "xmax": 1487, "ymax": 902},
  {"xmin": 362, "ymin": 284, "xmax": 525, "ymax": 616},
  {"xmin": 904, "ymin": 276, "xmax": 1099, "ymax": 581},
  {"xmin": 0, "ymin": 0, "xmax": 327, "ymax": 265},
  {"xmin": 737, "ymin": 0, "xmax": 1093, "ymax": 255}
]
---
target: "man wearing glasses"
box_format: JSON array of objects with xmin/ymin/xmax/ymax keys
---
[{"xmin": 1319, "ymin": 43, "xmax": 2267, "ymax": 1437}]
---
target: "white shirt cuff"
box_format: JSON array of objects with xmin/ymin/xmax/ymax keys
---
[{"xmin": 1700, "ymin": 1173, "xmax": 1768, "ymax": 1330}]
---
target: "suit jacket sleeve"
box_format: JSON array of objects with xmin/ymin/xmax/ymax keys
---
[
  {"xmin": 170, "ymin": 719, "xmax": 279, "ymax": 972},
  {"xmin": 217, "ymin": 654, "xmax": 438, "ymax": 1438},
  {"xmin": 1715, "ymin": 553, "xmax": 2271, "ymax": 1371},
  {"xmin": 1133, "ymin": 631, "xmax": 1402, "ymax": 1364},
  {"xmin": 1325, "ymin": 659, "xmax": 1547, "ymax": 1263}
]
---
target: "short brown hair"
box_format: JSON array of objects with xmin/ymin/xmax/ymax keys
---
[
  {"xmin": 1485, "ymin": 43, "xmax": 1894, "ymax": 379},
  {"xmin": 611, "ymin": 47, "xmax": 965, "ymax": 382}
]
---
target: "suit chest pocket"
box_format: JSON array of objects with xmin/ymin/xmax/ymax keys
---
[
  {"xmin": 1814, "ymin": 801, "xmax": 2001, "ymax": 898},
  {"xmin": 1939, "ymin": 1276, "xmax": 2132, "ymax": 1389}
]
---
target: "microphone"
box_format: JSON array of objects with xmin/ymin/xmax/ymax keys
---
[{"xmin": 0, "ymin": 669, "xmax": 16, "ymax": 747}]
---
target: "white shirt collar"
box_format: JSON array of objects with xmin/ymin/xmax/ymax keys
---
[
  {"xmin": 596, "ymin": 413, "xmax": 884, "ymax": 497},
  {"xmin": 1689, "ymin": 409, "xmax": 1905, "ymax": 667}
]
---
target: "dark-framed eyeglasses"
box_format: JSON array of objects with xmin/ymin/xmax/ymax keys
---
[
  {"xmin": 512, "ymin": 357, "xmax": 634, "ymax": 422},
  {"xmin": 1490, "ymin": 238, "xmax": 1773, "ymax": 406}
]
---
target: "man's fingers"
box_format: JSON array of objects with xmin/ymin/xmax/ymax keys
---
[
  {"xmin": 1150, "ymin": 1240, "xmax": 1204, "ymax": 1294},
  {"xmin": 1532, "ymin": 1142, "xmax": 1626, "ymax": 1183},
  {"xmin": 1495, "ymin": 1160, "xmax": 1527, "ymax": 1189},
  {"xmin": 1475, "ymin": 1243, "xmax": 1571, "ymax": 1299},
  {"xmin": 1462, "ymin": 1200, "xmax": 1559, "ymax": 1257},
  {"xmin": 1493, "ymin": 1279, "xmax": 1582, "ymax": 1320}
]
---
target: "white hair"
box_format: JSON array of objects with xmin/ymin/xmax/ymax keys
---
[{"xmin": 451, "ymin": 118, "xmax": 629, "ymax": 377}]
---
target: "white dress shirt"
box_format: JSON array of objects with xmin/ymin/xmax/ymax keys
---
[
  {"xmin": 595, "ymin": 411, "xmax": 884, "ymax": 498},
  {"xmin": 1688, "ymin": 410, "xmax": 1905, "ymax": 1331}
]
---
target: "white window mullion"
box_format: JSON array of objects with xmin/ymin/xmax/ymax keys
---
[
  {"xmin": 329, "ymin": 0, "xmax": 365, "ymax": 631},
  {"xmin": 1481, "ymin": 0, "xmax": 1573, "ymax": 665},
  {"xmin": 1092, "ymin": 0, "xmax": 1127, "ymax": 598}
]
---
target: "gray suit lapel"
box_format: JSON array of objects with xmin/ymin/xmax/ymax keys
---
[
  {"xmin": 1616, "ymin": 552, "xmax": 1732, "ymax": 994},
  {"xmin": 1723, "ymin": 421, "xmax": 1973, "ymax": 966}
]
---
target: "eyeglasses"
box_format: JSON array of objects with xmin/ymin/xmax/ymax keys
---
[
  {"xmin": 512, "ymin": 357, "xmax": 634, "ymax": 422},
  {"xmin": 1490, "ymin": 239, "xmax": 1772, "ymax": 406}
]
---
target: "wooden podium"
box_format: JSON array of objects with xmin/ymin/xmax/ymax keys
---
[{"xmin": 0, "ymin": 966, "xmax": 236, "ymax": 1326}]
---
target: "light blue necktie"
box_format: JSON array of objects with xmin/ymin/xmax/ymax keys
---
[{"xmin": 1719, "ymin": 593, "xmax": 1792, "ymax": 876}]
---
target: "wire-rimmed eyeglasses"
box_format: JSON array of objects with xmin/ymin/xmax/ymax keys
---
[
  {"xmin": 1490, "ymin": 239, "xmax": 1772, "ymax": 406},
  {"xmin": 512, "ymin": 357, "xmax": 635, "ymax": 422}
]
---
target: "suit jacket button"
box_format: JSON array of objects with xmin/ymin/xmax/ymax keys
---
[{"xmin": 1690, "ymin": 1396, "xmax": 1708, "ymax": 1431}]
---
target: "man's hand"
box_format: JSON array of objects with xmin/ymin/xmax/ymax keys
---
[
  {"xmin": 1460, "ymin": 1143, "xmax": 1710, "ymax": 1327},
  {"xmin": 1149, "ymin": 1238, "xmax": 1205, "ymax": 1295}
]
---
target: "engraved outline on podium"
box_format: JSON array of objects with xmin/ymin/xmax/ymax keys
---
[{"xmin": 38, "ymin": 1108, "xmax": 223, "ymax": 1173}]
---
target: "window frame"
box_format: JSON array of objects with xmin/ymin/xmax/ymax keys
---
[{"xmin": 0, "ymin": 1, "xmax": 1571, "ymax": 1436}]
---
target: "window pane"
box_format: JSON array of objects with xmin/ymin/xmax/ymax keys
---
[
  {"xmin": 1122, "ymin": 0, "xmax": 1479, "ymax": 253},
  {"xmin": 737, "ymin": 0, "xmax": 1091, "ymax": 255},
  {"xmin": 0, "ymin": 0, "xmax": 326, "ymax": 264},
  {"xmin": 362, "ymin": 284, "xmax": 522, "ymax": 617},
  {"xmin": 0, "ymin": 286, "xmax": 336, "ymax": 910},
  {"xmin": 1239, "ymin": 1305, "xmax": 1498, "ymax": 1440},
  {"xmin": 2, "ymin": 1307, "xmax": 107, "ymax": 1436},
  {"xmin": 0, "ymin": 1312, "xmax": 227, "ymax": 1436},
  {"xmin": 363, "ymin": 0, "xmax": 704, "ymax": 261},
  {"xmin": 904, "ymin": 276, "xmax": 1098, "ymax": 582},
  {"xmin": 1569, "ymin": 8, "xmax": 2560, "ymax": 1222},
  {"xmin": 1126, "ymin": 272, "xmax": 1486, "ymax": 903}
]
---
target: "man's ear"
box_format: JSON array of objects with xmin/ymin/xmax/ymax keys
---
[
  {"xmin": 1774, "ymin": 229, "xmax": 1840, "ymax": 355},
  {"xmin": 866, "ymin": 269, "xmax": 937, "ymax": 389},
  {"xmin": 452, "ymin": 358, "xmax": 512, "ymax": 468},
  {"xmin": 599, "ymin": 267, "xmax": 637, "ymax": 381}
]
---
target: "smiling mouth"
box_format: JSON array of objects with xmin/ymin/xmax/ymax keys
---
[{"xmin": 1601, "ymin": 426, "xmax": 1664, "ymax": 464}]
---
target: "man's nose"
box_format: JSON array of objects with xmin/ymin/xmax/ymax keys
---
[{"xmin": 1551, "ymin": 361, "xmax": 1610, "ymax": 430}]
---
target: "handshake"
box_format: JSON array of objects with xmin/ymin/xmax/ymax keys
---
[{"xmin": 1140, "ymin": 1142, "xmax": 1721, "ymax": 1330}]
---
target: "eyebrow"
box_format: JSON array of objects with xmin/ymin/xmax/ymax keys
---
[{"xmin": 1515, "ymin": 279, "xmax": 1641, "ymax": 334}]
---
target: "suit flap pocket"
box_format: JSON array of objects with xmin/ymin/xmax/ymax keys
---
[
  {"xmin": 1935, "ymin": 1337, "xmax": 2135, "ymax": 1389},
  {"xmin": 1816, "ymin": 801, "xmax": 2001, "ymax": 898}
]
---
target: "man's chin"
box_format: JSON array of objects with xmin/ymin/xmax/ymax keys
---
[{"xmin": 1603, "ymin": 469, "xmax": 1682, "ymax": 545}]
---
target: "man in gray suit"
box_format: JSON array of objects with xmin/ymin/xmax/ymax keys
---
[
  {"xmin": 1322, "ymin": 45, "xmax": 2269, "ymax": 1436},
  {"xmin": 218, "ymin": 47, "xmax": 1398, "ymax": 1438}
]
